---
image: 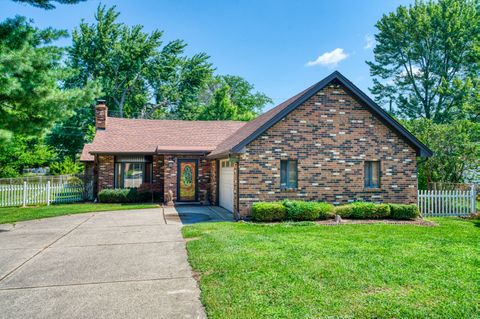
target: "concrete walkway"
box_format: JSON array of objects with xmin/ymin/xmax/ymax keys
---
[{"xmin": 0, "ymin": 206, "xmax": 232, "ymax": 319}]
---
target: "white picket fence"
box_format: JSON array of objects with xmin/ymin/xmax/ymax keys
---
[
  {"xmin": 0, "ymin": 181, "xmax": 88, "ymax": 207},
  {"xmin": 418, "ymin": 186, "xmax": 477, "ymax": 217}
]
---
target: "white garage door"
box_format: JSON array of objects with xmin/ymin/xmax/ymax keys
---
[{"xmin": 219, "ymin": 159, "xmax": 234, "ymax": 212}]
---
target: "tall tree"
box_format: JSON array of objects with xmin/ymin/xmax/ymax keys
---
[
  {"xmin": 199, "ymin": 85, "xmax": 237, "ymax": 120},
  {"xmin": 199, "ymin": 75, "xmax": 272, "ymax": 120},
  {"xmin": 49, "ymin": 5, "xmax": 214, "ymax": 158},
  {"xmin": 13, "ymin": 0, "xmax": 86, "ymax": 9},
  {"xmin": 0, "ymin": 16, "xmax": 96, "ymax": 142},
  {"xmin": 66, "ymin": 5, "xmax": 162, "ymax": 118},
  {"xmin": 367, "ymin": 0, "xmax": 479, "ymax": 123},
  {"xmin": 66, "ymin": 5, "xmax": 213, "ymax": 119},
  {"xmin": 402, "ymin": 119, "xmax": 479, "ymax": 188},
  {"xmin": 145, "ymin": 41, "xmax": 213, "ymax": 120}
]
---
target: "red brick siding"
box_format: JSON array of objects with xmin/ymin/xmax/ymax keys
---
[
  {"xmin": 210, "ymin": 160, "xmax": 218, "ymax": 205},
  {"xmin": 95, "ymin": 104, "xmax": 107, "ymax": 130},
  {"xmin": 152, "ymin": 154, "xmax": 164, "ymax": 201},
  {"xmin": 97, "ymin": 155, "xmax": 114, "ymax": 191},
  {"xmin": 237, "ymin": 82, "xmax": 418, "ymax": 218},
  {"xmin": 233, "ymin": 161, "xmax": 239, "ymax": 218},
  {"xmin": 198, "ymin": 158, "xmax": 212, "ymax": 204}
]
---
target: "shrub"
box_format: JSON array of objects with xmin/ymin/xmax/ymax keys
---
[
  {"xmin": 389, "ymin": 204, "xmax": 419, "ymax": 220},
  {"xmin": 98, "ymin": 188, "xmax": 140, "ymax": 203},
  {"xmin": 335, "ymin": 204, "xmax": 354, "ymax": 218},
  {"xmin": 335, "ymin": 202, "xmax": 391, "ymax": 219},
  {"xmin": 283, "ymin": 200, "xmax": 334, "ymax": 221},
  {"xmin": 252, "ymin": 202, "xmax": 287, "ymax": 221}
]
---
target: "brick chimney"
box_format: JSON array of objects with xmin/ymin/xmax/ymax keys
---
[{"xmin": 95, "ymin": 100, "xmax": 107, "ymax": 130}]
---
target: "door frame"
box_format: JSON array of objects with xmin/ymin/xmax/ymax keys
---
[{"xmin": 177, "ymin": 158, "xmax": 199, "ymax": 202}]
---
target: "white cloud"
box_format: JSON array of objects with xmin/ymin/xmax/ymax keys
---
[
  {"xmin": 364, "ymin": 34, "xmax": 374, "ymax": 49},
  {"xmin": 306, "ymin": 48, "xmax": 348, "ymax": 67}
]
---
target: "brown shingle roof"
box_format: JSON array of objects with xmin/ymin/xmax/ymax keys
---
[
  {"xmin": 89, "ymin": 117, "xmax": 246, "ymax": 154},
  {"xmin": 80, "ymin": 143, "xmax": 94, "ymax": 161}
]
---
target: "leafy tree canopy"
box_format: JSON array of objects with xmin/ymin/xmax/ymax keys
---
[
  {"xmin": 66, "ymin": 5, "xmax": 214, "ymax": 119},
  {"xmin": 0, "ymin": 135, "xmax": 56, "ymax": 178},
  {"xmin": 403, "ymin": 119, "xmax": 479, "ymax": 188},
  {"xmin": 0, "ymin": 16, "xmax": 98, "ymax": 140},
  {"xmin": 368, "ymin": 0, "xmax": 479, "ymax": 123},
  {"xmin": 199, "ymin": 75, "xmax": 273, "ymax": 121},
  {"xmin": 13, "ymin": 0, "xmax": 86, "ymax": 10}
]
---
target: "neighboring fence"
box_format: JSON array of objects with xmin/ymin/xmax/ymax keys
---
[
  {"xmin": 418, "ymin": 185, "xmax": 477, "ymax": 217},
  {"xmin": 0, "ymin": 180, "xmax": 93, "ymax": 207},
  {"xmin": 0, "ymin": 174, "xmax": 76, "ymax": 185}
]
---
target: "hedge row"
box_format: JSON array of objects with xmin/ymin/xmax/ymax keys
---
[
  {"xmin": 252, "ymin": 200, "xmax": 334, "ymax": 222},
  {"xmin": 252, "ymin": 201, "xmax": 419, "ymax": 222}
]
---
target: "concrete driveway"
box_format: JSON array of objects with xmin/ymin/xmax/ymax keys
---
[{"xmin": 0, "ymin": 206, "xmax": 232, "ymax": 319}]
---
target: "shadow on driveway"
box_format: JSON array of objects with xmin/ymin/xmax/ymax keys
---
[{"xmin": 163, "ymin": 205, "xmax": 234, "ymax": 225}]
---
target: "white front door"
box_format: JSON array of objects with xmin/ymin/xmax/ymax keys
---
[{"xmin": 219, "ymin": 159, "xmax": 234, "ymax": 212}]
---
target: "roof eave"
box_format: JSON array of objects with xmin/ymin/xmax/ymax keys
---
[
  {"xmin": 206, "ymin": 153, "xmax": 228, "ymax": 159},
  {"xmin": 90, "ymin": 150, "xmax": 212, "ymax": 156},
  {"xmin": 89, "ymin": 151, "xmax": 156, "ymax": 156}
]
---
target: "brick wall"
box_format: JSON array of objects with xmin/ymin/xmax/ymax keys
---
[
  {"xmin": 210, "ymin": 160, "xmax": 218, "ymax": 205},
  {"xmin": 237, "ymin": 81, "xmax": 418, "ymax": 218},
  {"xmin": 198, "ymin": 158, "xmax": 212, "ymax": 204},
  {"xmin": 97, "ymin": 155, "xmax": 114, "ymax": 191},
  {"xmin": 152, "ymin": 154, "xmax": 164, "ymax": 200}
]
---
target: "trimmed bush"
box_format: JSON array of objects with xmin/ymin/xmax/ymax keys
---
[
  {"xmin": 335, "ymin": 204, "xmax": 354, "ymax": 218},
  {"xmin": 250, "ymin": 200, "xmax": 417, "ymax": 222},
  {"xmin": 335, "ymin": 202, "xmax": 391, "ymax": 219},
  {"xmin": 252, "ymin": 202, "xmax": 287, "ymax": 221},
  {"xmin": 98, "ymin": 188, "xmax": 142, "ymax": 203},
  {"xmin": 283, "ymin": 200, "xmax": 335, "ymax": 221},
  {"xmin": 389, "ymin": 204, "xmax": 419, "ymax": 220}
]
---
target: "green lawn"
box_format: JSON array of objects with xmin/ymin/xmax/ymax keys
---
[
  {"xmin": 183, "ymin": 219, "xmax": 480, "ymax": 319},
  {"xmin": 0, "ymin": 203, "xmax": 159, "ymax": 224}
]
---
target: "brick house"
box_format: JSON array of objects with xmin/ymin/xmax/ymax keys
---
[{"xmin": 80, "ymin": 71, "xmax": 432, "ymax": 219}]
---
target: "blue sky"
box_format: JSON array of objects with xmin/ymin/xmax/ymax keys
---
[{"xmin": 0, "ymin": 0, "xmax": 413, "ymax": 110}]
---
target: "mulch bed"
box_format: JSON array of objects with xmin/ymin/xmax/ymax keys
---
[{"xmin": 315, "ymin": 218, "xmax": 437, "ymax": 227}]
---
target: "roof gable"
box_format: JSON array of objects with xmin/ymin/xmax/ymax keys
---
[{"xmin": 208, "ymin": 71, "xmax": 432, "ymax": 158}]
